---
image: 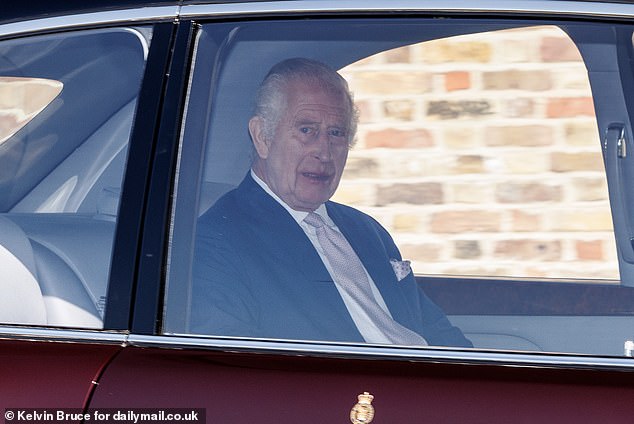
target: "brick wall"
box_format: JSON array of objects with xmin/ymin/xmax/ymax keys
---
[
  {"xmin": 0, "ymin": 77, "xmax": 62, "ymax": 143},
  {"xmin": 335, "ymin": 26, "xmax": 618, "ymax": 280}
]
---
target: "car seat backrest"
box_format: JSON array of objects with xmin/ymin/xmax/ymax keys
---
[{"xmin": 0, "ymin": 215, "xmax": 47, "ymax": 325}]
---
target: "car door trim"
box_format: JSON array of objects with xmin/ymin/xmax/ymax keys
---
[
  {"xmin": 0, "ymin": 326, "xmax": 127, "ymax": 345},
  {"xmin": 126, "ymin": 333, "xmax": 634, "ymax": 371},
  {"xmin": 3, "ymin": 326, "xmax": 634, "ymax": 371}
]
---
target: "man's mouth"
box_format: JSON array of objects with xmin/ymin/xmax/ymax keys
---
[{"xmin": 301, "ymin": 172, "xmax": 332, "ymax": 182}]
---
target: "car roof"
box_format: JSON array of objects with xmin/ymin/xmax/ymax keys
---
[
  {"xmin": 3, "ymin": 0, "xmax": 634, "ymax": 24},
  {"xmin": 0, "ymin": 1, "xmax": 178, "ymax": 24}
]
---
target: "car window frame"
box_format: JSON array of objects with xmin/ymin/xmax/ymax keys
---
[
  {"xmin": 0, "ymin": 7, "xmax": 178, "ymax": 341},
  {"xmin": 155, "ymin": 3, "xmax": 634, "ymax": 369}
]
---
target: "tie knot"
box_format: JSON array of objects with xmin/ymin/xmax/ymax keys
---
[{"xmin": 304, "ymin": 212, "xmax": 326, "ymax": 229}]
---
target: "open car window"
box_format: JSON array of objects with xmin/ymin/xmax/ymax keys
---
[
  {"xmin": 165, "ymin": 18, "xmax": 634, "ymax": 357},
  {"xmin": 0, "ymin": 27, "xmax": 150, "ymax": 328}
]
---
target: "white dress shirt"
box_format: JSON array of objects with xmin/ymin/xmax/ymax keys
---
[{"xmin": 251, "ymin": 170, "xmax": 395, "ymax": 343}]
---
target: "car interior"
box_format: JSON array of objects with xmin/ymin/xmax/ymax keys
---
[{"xmin": 0, "ymin": 27, "xmax": 149, "ymax": 328}]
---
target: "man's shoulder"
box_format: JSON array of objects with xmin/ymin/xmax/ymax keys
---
[
  {"xmin": 326, "ymin": 200, "xmax": 389, "ymax": 236},
  {"xmin": 327, "ymin": 200, "xmax": 378, "ymax": 223}
]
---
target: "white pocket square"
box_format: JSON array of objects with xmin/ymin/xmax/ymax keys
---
[{"xmin": 390, "ymin": 258, "xmax": 412, "ymax": 281}]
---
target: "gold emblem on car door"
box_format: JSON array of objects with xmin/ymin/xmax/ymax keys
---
[{"xmin": 350, "ymin": 392, "xmax": 375, "ymax": 424}]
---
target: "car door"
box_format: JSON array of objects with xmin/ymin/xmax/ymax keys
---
[
  {"xmin": 89, "ymin": 1, "xmax": 634, "ymax": 422},
  {"xmin": 0, "ymin": 5, "xmax": 178, "ymax": 410}
]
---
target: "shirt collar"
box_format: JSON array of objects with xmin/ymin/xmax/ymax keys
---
[{"xmin": 250, "ymin": 170, "xmax": 333, "ymax": 226}]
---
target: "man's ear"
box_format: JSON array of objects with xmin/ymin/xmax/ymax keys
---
[{"xmin": 248, "ymin": 116, "xmax": 270, "ymax": 159}]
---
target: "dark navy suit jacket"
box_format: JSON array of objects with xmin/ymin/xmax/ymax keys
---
[{"xmin": 192, "ymin": 174, "xmax": 471, "ymax": 347}]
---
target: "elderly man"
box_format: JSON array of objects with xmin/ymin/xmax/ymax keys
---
[{"xmin": 192, "ymin": 58, "xmax": 471, "ymax": 347}]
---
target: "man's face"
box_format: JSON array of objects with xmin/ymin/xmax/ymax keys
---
[{"xmin": 251, "ymin": 79, "xmax": 351, "ymax": 212}]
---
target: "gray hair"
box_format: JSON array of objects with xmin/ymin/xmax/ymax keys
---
[{"xmin": 253, "ymin": 58, "xmax": 359, "ymax": 147}]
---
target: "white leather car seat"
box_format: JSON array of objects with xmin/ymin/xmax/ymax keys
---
[{"xmin": 0, "ymin": 215, "xmax": 47, "ymax": 325}]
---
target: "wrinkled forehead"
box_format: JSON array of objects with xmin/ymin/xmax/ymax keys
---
[
  {"xmin": 285, "ymin": 78, "xmax": 352, "ymax": 119},
  {"xmin": 293, "ymin": 105, "xmax": 349, "ymax": 126}
]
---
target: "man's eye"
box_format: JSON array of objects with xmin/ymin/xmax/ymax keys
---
[
  {"xmin": 299, "ymin": 127, "xmax": 314, "ymax": 134},
  {"xmin": 329, "ymin": 128, "xmax": 346, "ymax": 138}
]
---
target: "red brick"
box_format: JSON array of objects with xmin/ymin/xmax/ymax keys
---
[
  {"xmin": 546, "ymin": 97, "xmax": 595, "ymax": 118},
  {"xmin": 366, "ymin": 128, "xmax": 434, "ymax": 148},
  {"xmin": 445, "ymin": 71, "xmax": 470, "ymax": 92},
  {"xmin": 540, "ymin": 36, "xmax": 583, "ymax": 62},
  {"xmin": 576, "ymin": 240, "xmax": 604, "ymax": 260}
]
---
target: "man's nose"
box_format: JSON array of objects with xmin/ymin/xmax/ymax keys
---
[{"xmin": 314, "ymin": 130, "xmax": 333, "ymax": 161}]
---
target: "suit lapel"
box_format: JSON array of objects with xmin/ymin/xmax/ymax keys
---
[
  {"xmin": 237, "ymin": 176, "xmax": 363, "ymax": 340},
  {"xmin": 239, "ymin": 176, "xmax": 332, "ymax": 283}
]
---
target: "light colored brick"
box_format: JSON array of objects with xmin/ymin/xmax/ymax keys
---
[
  {"xmin": 450, "ymin": 155, "xmax": 485, "ymax": 174},
  {"xmin": 500, "ymin": 151, "xmax": 550, "ymax": 174},
  {"xmin": 421, "ymin": 40, "xmax": 492, "ymax": 63},
  {"xmin": 551, "ymin": 152, "xmax": 604, "ymax": 172},
  {"xmin": 512, "ymin": 210, "xmax": 541, "ymax": 232},
  {"xmin": 483, "ymin": 70, "xmax": 552, "ymax": 91},
  {"xmin": 376, "ymin": 183, "xmax": 444, "ymax": 206},
  {"xmin": 331, "ymin": 184, "xmax": 374, "ymax": 206},
  {"xmin": 451, "ymin": 183, "xmax": 494, "ymax": 203},
  {"xmin": 497, "ymin": 39, "xmax": 532, "ymax": 63},
  {"xmin": 341, "ymin": 156, "xmax": 380, "ymax": 178},
  {"xmin": 564, "ymin": 122, "xmax": 600, "ymax": 146},
  {"xmin": 393, "ymin": 214, "xmax": 421, "ymax": 232},
  {"xmin": 427, "ymin": 100, "xmax": 493, "ymax": 119},
  {"xmin": 351, "ymin": 72, "xmax": 431, "ymax": 95},
  {"xmin": 548, "ymin": 209, "xmax": 614, "ymax": 231},
  {"xmin": 494, "ymin": 239, "xmax": 562, "ymax": 261},
  {"xmin": 552, "ymin": 68, "xmax": 592, "ymax": 90},
  {"xmin": 443, "ymin": 127, "xmax": 480, "ymax": 149},
  {"xmin": 430, "ymin": 210, "xmax": 502, "ymax": 233},
  {"xmin": 454, "ymin": 240, "xmax": 482, "ymax": 259},
  {"xmin": 383, "ymin": 100, "xmax": 415, "ymax": 121},
  {"xmin": 400, "ymin": 243, "xmax": 442, "ymax": 261},
  {"xmin": 496, "ymin": 182, "xmax": 562, "ymax": 203},
  {"xmin": 354, "ymin": 100, "xmax": 375, "ymax": 124},
  {"xmin": 485, "ymin": 125, "xmax": 553, "ymax": 147},
  {"xmin": 385, "ymin": 46, "xmax": 411, "ymax": 63},
  {"xmin": 501, "ymin": 98, "xmax": 535, "ymax": 118},
  {"xmin": 571, "ymin": 177, "xmax": 608, "ymax": 201}
]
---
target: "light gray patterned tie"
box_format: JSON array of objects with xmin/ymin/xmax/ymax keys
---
[{"xmin": 304, "ymin": 212, "xmax": 427, "ymax": 346}]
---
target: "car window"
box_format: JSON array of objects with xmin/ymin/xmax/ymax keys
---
[
  {"xmin": 165, "ymin": 18, "xmax": 634, "ymax": 357},
  {"xmin": 0, "ymin": 27, "xmax": 151, "ymax": 328}
]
